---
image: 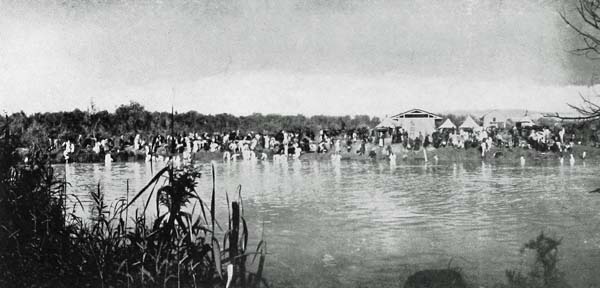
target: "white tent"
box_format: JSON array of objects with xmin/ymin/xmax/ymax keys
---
[
  {"xmin": 518, "ymin": 116, "xmax": 535, "ymax": 127},
  {"xmin": 459, "ymin": 116, "xmax": 481, "ymax": 130},
  {"xmin": 376, "ymin": 117, "xmax": 399, "ymax": 130},
  {"xmin": 438, "ymin": 119, "xmax": 457, "ymax": 130}
]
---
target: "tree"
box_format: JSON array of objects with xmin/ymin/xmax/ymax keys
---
[
  {"xmin": 553, "ymin": 0, "xmax": 600, "ymax": 120},
  {"xmin": 6, "ymin": 105, "xmax": 384, "ymax": 146},
  {"xmin": 114, "ymin": 101, "xmax": 149, "ymax": 135}
]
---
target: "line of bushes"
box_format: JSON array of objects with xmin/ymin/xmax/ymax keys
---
[{"xmin": 2, "ymin": 101, "xmax": 380, "ymax": 147}]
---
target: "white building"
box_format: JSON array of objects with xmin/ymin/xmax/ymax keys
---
[{"xmin": 389, "ymin": 108, "xmax": 442, "ymax": 138}]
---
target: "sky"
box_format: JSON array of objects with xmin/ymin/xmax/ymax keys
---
[{"xmin": 1, "ymin": 0, "xmax": 600, "ymax": 116}]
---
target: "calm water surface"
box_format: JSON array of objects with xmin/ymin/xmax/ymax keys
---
[{"xmin": 56, "ymin": 159, "xmax": 600, "ymax": 287}]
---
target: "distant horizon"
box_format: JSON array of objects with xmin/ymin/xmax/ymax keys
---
[{"xmin": 3, "ymin": 100, "xmax": 580, "ymax": 119}]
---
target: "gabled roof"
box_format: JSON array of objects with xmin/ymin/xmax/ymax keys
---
[
  {"xmin": 438, "ymin": 118, "xmax": 457, "ymax": 129},
  {"xmin": 391, "ymin": 108, "xmax": 442, "ymax": 120},
  {"xmin": 459, "ymin": 115, "xmax": 481, "ymax": 129}
]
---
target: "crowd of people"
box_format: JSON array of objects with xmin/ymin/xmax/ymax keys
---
[
  {"xmin": 378, "ymin": 124, "xmax": 582, "ymax": 159},
  {"xmin": 40, "ymin": 119, "xmax": 595, "ymax": 164},
  {"xmin": 46, "ymin": 128, "xmax": 375, "ymax": 163}
]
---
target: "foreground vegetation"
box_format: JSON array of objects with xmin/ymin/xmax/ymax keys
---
[{"xmin": 0, "ymin": 125, "xmax": 266, "ymax": 287}]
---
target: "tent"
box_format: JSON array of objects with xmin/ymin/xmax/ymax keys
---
[
  {"xmin": 438, "ymin": 119, "xmax": 457, "ymax": 130},
  {"xmin": 376, "ymin": 117, "xmax": 399, "ymax": 130},
  {"xmin": 517, "ymin": 116, "xmax": 535, "ymax": 128},
  {"xmin": 459, "ymin": 116, "xmax": 481, "ymax": 130}
]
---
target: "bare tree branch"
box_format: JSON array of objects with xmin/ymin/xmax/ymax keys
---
[
  {"xmin": 561, "ymin": 12, "xmax": 600, "ymax": 58},
  {"xmin": 543, "ymin": 112, "xmax": 600, "ymax": 120},
  {"xmin": 555, "ymin": 0, "xmax": 600, "ymax": 120}
]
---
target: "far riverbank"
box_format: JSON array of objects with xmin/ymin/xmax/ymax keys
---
[{"xmin": 31, "ymin": 142, "xmax": 600, "ymax": 165}]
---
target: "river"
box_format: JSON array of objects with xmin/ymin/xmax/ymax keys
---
[{"xmin": 56, "ymin": 159, "xmax": 600, "ymax": 287}]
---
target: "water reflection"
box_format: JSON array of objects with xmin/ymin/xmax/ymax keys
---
[{"xmin": 54, "ymin": 159, "xmax": 600, "ymax": 287}]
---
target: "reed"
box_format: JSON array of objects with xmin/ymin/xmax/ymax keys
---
[
  {"xmin": 0, "ymin": 123, "xmax": 267, "ymax": 288},
  {"xmin": 496, "ymin": 232, "xmax": 570, "ymax": 288}
]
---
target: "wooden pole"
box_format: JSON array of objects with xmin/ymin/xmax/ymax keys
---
[{"xmin": 230, "ymin": 202, "xmax": 240, "ymax": 283}]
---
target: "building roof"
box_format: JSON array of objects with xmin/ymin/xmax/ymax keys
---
[{"xmin": 391, "ymin": 108, "xmax": 442, "ymax": 120}]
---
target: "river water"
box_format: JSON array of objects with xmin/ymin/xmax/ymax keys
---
[{"xmin": 56, "ymin": 159, "xmax": 600, "ymax": 287}]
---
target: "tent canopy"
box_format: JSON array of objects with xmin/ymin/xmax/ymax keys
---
[
  {"xmin": 459, "ymin": 116, "xmax": 481, "ymax": 130},
  {"xmin": 438, "ymin": 118, "xmax": 457, "ymax": 130},
  {"xmin": 518, "ymin": 116, "xmax": 535, "ymax": 127},
  {"xmin": 376, "ymin": 117, "xmax": 399, "ymax": 130}
]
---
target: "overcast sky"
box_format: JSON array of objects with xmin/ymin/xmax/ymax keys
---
[{"xmin": 1, "ymin": 0, "xmax": 599, "ymax": 116}]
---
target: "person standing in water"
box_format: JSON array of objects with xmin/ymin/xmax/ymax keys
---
[{"xmin": 358, "ymin": 138, "xmax": 366, "ymax": 156}]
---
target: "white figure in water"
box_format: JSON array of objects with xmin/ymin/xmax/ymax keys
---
[
  {"xmin": 223, "ymin": 151, "xmax": 231, "ymax": 162},
  {"xmin": 389, "ymin": 152, "xmax": 396, "ymax": 165},
  {"xmin": 331, "ymin": 152, "xmax": 341, "ymax": 162},
  {"xmin": 272, "ymin": 154, "xmax": 279, "ymax": 162},
  {"xmin": 104, "ymin": 153, "xmax": 113, "ymax": 164},
  {"xmin": 261, "ymin": 152, "xmax": 268, "ymax": 160},
  {"xmin": 293, "ymin": 146, "xmax": 301, "ymax": 159},
  {"xmin": 559, "ymin": 156, "xmax": 564, "ymax": 165},
  {"xmin": 582, "ymin": 151, "xmax": 587, "ymax": 160},
  {"xmin": 520, "ymin": 156, "xmax": 525, "ymax": 166},
  {"xmin": 63, "ymin": 140, "xmax": 74, "ymax": 163},
  {"xmin": 433, "ymin": 155, "xmax": 439, "ymax": 163},
  {"xmin": 570, "ymin": 154, "xmax": 575, "ymax": 166},
  {"xmin": 144, "ymin": 146, "xmax": 152, "ymax": 162}
]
